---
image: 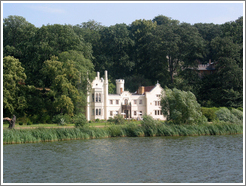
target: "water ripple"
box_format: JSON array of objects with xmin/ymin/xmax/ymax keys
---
[{"xmin": 3, "ymin": 134, "xmax": 243, "ymax": 183}]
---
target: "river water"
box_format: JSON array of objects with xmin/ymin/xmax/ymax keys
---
[{"xmin": 3, "ymin": 134, "xmax": 243, "ymax": 183}]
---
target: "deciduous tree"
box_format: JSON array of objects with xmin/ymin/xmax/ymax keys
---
[{"xmin": 3, "ymin": 56, "xmax": 27, "ymax": 117}]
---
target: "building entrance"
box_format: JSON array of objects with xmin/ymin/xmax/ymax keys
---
[{"xmin": 124, "ymin": 110, "xmax": 129, "ymax": 118}]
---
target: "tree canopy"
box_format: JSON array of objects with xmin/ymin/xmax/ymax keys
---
[{"xmin": 3, "ymin": 15, "xmax": 243, "ymax": 123}]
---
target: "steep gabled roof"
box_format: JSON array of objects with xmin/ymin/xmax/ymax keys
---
[{"xmin": 144, "ymin": 86, "xmax": 155, "ymax": 93}]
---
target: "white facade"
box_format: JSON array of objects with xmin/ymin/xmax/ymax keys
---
[{"xmin": 86, "ymin": 71, "xmax": 166, "ymax": 121}]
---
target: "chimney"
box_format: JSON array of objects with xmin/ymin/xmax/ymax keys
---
[{"xmin": 138, "ymin": 86, "xmax": 145, "ymax": 95}]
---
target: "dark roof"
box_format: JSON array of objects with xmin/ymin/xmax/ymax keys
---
[{"xmin": 144, "ymin": 86, "xmax": 155, "ymax": 92}]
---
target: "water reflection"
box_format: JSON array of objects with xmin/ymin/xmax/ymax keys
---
[{"xmin": 3, "ymin": 134, "xmax": 243, "ymax": 183}]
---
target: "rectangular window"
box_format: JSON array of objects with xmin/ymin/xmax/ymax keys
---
[
  {"xmin": 134, "ymin": 100, "xmax": 137, "ymax": 104},
  {"xmin": 99, "ymin": 93, "xmax": 101, "ymax": 102},
  {"xmin": 134, "ymin": 111, "xmax": 137, "ymax": 116},
  {"xmin": 155, "ymin": 101, "xmax": 160, "ymax": 106},
  {"xmin": 139, "ymin": 111, "xmax": 142, "ymax": 116},
  {"xmin": 155, "ymin": 110, "xmax": 162, "ymax": 115},
  {"xmin": 96, "ymin": 93, "xmax": 98, "ymax": 102},
  {"xmin": 139, "ymin": 100, "xmax": 142, "ymax": 104},
  {"xmin": 92, "ymin": 94, "xmax": 94, "ymax": 102},
  {"xmin": 110, "ymin": 100, "xmax": 113, "ymax": 104},
  {"xmin": 116, "ymin": 100, "xmax": 119, "ymax": 104},
  {"xmin": 110, "ymin": 111, "xmax": 113, "ymax": 116},
  {"xmin": 99, "ymin": 109, "xmax": 101, "ymax": 115},
  {"xmin": 96, "ymin": 109, "xmax": 98, "ymax": 115},
  {"xmin": 116, "ymin": 111, "xmax": 118, "ymax": 115}
]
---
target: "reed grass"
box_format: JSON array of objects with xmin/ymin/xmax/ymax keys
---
[{"xmin": 3, "ymin": 121, "xmax": 243, "ymax": 144}]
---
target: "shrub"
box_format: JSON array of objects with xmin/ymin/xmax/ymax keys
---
[
  {"xmin": 52, "ymin": 114, "xmax": 72, "ymax": 124},
  {"xmin": 107, "ymin": 117, "xmax": 114, "ymax": 123},
  {"xmin": 59, "ymin": 118, "xmax": 66, "ymax": 126},
  {"xmin": 215, "ymin": 107, "xmax": 240, "ymax": 123},
  {"xmin": 231, "ymin": 108, "xmax": 243, "ymax": 121},
  {"xmin": 113, "ymin": 114, "xmax": 125, "ymax": 125},
  {"xmin": 19, "ymin": 122, "xmax": 23, "ymax": 126},
  {"xmin": 95, "ymin": 118, "xmax": 100, "ymax": 123},
  {"xmin": 237, "ymin": 107, "xmax": 243, "ymax": 112},
  {"xmin": 73, "ymin": 114, "xmax": 87, "ymax": 128},
  {"xmin": 27, "ymin": 121, "xmax": 32, "ymax": 125},
  {"xmin": 201, "ymin": 107, "xmax": 218, "ymax": 122}
]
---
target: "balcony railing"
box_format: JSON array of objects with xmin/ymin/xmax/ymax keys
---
[{"xmin": 122, "ymin": 102, "xmax": 131, "ymax": 110}]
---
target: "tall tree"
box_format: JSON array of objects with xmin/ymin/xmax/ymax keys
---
[
  {"xmin": 149, "ymin": 22, "xmax": 205, "ymax": 86},
  {"xmin": 3, "ymin": 56, "xmax": 27, "ymax": 117},
  {"xmin": 198, "ymin": 36, "xmax": 243, "ymax": 107},
  {"xmin": 28, "ymin": 24, "xmax": 93, "ymax": 87},
  {"xmin": 41, "ymin": 56, "xmax": 81, "ymax": 115},
  {"xmin": 152, "ymin": 15, "xmax": 180, "ymax": 26},
  {"xmin": 95, "ymin": 24, "xmax": 134, "ymax": 78},
  {"xmin": 3, "ymin": 15, "xmax": 37, "ymax": 49},
  {"xmin": 129, "ymin": 19, "xmax": 157, "ymax": 75}
]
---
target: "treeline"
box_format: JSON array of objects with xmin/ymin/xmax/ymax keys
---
[{"xmin": 3, "ymin": 15, "xmax": 243, "ymax": 123}]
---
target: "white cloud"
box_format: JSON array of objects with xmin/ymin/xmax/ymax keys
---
[{"xmin": 28, "ymin": 4, "xmax": 66, "ymax": 14}]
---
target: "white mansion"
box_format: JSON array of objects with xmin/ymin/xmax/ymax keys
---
[{"xmin": 86, "ymin": 71, "xmax": 166, "ymax": 121}]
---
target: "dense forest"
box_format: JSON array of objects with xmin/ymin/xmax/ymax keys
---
[{"xmin": 3, "ymin": 15, "xmax": 243, "ymax": 123}]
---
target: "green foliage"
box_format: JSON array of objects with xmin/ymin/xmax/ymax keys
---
[
  {"xmin": 73, "ymin": 114, "xmax": 87, "ymax": 128},
  {"xmin": 59, "ymin": 118, "xmax": 66, "ymax": 126},
  {"xmin": 52, "ymin": 114, "xmax": 72, "ymax": 124},
  {"xmin": 230, "ymin": 108, "xmax": 243, "ymax": 121},
  {"xmin": 3, "ymin": 122, "xmax": 243, "ymax": 144},
  {"xmin": 2, "ymin": 15, "xmax": 243, "ymax": 122},
  {"xmin": 108, "ymin": 79, "xmax": 116, "ymax": 94},
  {"xmin": 112, "ymin": 114, "xmax": 125, "ymax": 125},
  {"xmin": 237, "ymin": 107, "xmax": 243, "ymax": 112},
  {"xmin": 3, "ymin": 56, "xmax": 27, "ymax": 117},
  {"xmin": 19, "ymin": 122, "xmax": 23, "ymax": 126},
  {"xmin": 161, "ymin": 88, "xmax": 207, "ymax": 125},
  {"xmin": 27, "ymin": 121, "xmax": 32, "ymax": 125},
  {"xmin": 141, "ymin": 115, "xmax": 158, "ymax": 136},
  {"xmin": 201, "ymin": 107, "xmax": 219, "ymax": 122},
  {"xmin": 107, "ymin": 117, "xmax": 114, "ymax": 123},
  {"xmin": 107, "ymin": 125, "xmax": 126, "ymax": 137},
  {"xmin": 215, "ymin": 107, "xmax": 241, "ymax": 123}
]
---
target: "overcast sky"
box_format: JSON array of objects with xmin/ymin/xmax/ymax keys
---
[{"xmin": 2, "ymin": 1, "xmax": 244, "ymax": 27}]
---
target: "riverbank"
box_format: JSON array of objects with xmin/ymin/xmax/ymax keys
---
[{"xmin": 3, "ymin": 121, "xmax": 243, "ymax": 144}]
